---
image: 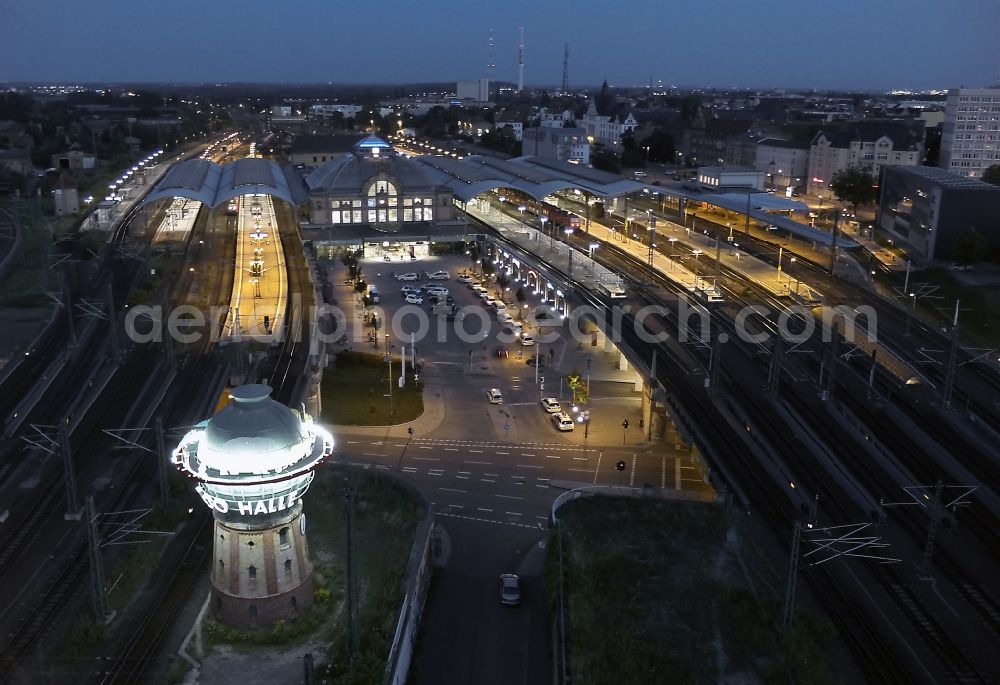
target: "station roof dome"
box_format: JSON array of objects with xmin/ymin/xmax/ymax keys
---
[{"xmin": 198, "ymin": 384, "xmax": 309, "ymax": 476}]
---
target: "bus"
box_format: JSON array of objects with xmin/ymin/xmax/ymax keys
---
[{"xmin": 226, "ymin": 198, "xmax": 239, "ymax": 216}]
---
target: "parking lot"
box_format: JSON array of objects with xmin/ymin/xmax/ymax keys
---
[{"xmin": 327, "ymin": 253, "xmax": 645, "ymax": 446}]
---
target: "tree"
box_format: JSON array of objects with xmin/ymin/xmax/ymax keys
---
[
  {"xmin": 982, "ymin": 164, "xmax": 1000, "ymax": 187},
  {"xmin": 830, "ymin": 166, "xmax": 877, "ymax": 213},
  {"xmin": 515, "ymin": 287, "xmax": 526, "ymax": 304},
  {"xmin": 952, "ymin": 226, "xmax": 989, "ymax": 264},
  {"xmin": 566, "ymin": 369, "xmax": 589, "ymax": 404}
]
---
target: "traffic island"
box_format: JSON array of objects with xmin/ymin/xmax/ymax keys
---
[
  {"xmin": 320, "ymin": 351, "xmax": 424, "ymax": 425},
  {"xmin": 549, "ymin": 497, "xmax": 843, "ymax": 684}
]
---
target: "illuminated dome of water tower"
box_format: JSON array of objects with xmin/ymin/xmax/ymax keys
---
[{"xmin": 171, "ymin": 384, "xmax": 333, "ymax": 628}]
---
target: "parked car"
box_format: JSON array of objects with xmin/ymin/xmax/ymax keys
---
[
  {"xmin": 487, "ymin": 388, "xmax": 503, "ymax": 404},
  {"xmin": 550, "ymin": 412, "xmax": 575, "ymax": 431},
  {"xmin": 404, "ymin": 294, "xmax": 424, "ymax": 305},
  {"xmin": 427, "ymin": 287, "xmax": 449, "ymax": 297},
  {"xmin": 498, "ymin": 311, "xmax": 514, "ymax": 324},
  {"xmin": 478, "ymin": 290, "xmax": 491, "ymax": 300},
  {"xmin": 520, "ymin": 334, "xmax": 535, "ymax": 346},
  {"xmin": 429, "ymin": 270, "xmax": 451, "ymax": 280},
  {"xmin": 500, "ymin": 573, "xmax": 521, "ymax": 605},
  {"xmin": 396, "ymin": 272, "xmax": 418, "ymax": 281},
  {"xmin": 456, "ymin": 274, "xmax": 475, "ymax": 284},
  {"xmin": 484, "ymin": 296, "xmax": 497, "ymax": 307},
  {"xmin": 540, "ymin": 397, "xmax": 561, "ymax": 413},
  {"xmin": 401, "ymin": 285, "xmax": 421, "ymax": 294}
]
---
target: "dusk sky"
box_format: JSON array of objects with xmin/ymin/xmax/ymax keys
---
[{"xmin": 2, "ymin": 0, "xmax": 998, "ymax": 91}]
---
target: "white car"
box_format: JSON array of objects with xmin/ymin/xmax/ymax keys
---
[
  {"xmin": 404, "ymin": 294, "xmax": 424, "ymax": 305},
  {"xmin": 401, "ymin": 285, "xmax": 421, "ymax": 295},
  {"xmin": 493, "ymin": 301, "xmax": 507, "ymax": 312},
  {"xmin": 487, "ymin": 388, "xmax": 503, "ymax": 404},
  {"xmin": 427, "ymin": 286, "xmax": 449, "ymax": 295},
  {"xmin": 540, "ymin": 397, "xmax": 561, "ymax": 413},
  {"xmin": 472, "ymin": 284, "xmax": 487, "ymax": 294},
  {"xmin": 520, "ymin": 334, "xmax": 535, "ymax": 346},
  {"xmin": 550, "ymin": 412, "xmax": 575, "ymax": 431},
  {"xmin": 498, "ymin": 311, "xmax": 514, "ymax": 324},
  {"xmin": 457, "ymin": 275, "xmax": 474, "ymax": 284},
  {"xmin": 484, "ymin": 296, "xmax": 497, "ymax": 307},
  {"xmin": 478, "ymin": 290, "xmax": 491, "ymax": 300},
  {"xmin": 397, "ymin": 272, "xmax": 418, "ymax": 281},
  {"xmin": 429, "ymin": 270, "xmax": 450, "ymax": 280}
]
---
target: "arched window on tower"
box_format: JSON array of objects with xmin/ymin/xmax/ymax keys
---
[
  {"xmin": 248, "ymin": 564, "xmax": 257, "ymax": 591},
  {"xmin": 284, "ymin": 558, "xmax": 293, "ymax": 581},
  {"xmin": 279, "ymin": 527, "xmax": 290, "ymax": 549}
]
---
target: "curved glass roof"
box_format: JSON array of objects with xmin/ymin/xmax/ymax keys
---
[{"xmin": 140, "ymin": 158, "xmax": 308, "ymax": 209}]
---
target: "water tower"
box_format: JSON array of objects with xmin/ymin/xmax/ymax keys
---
[{"xmin": 172, "ymin": 384, "xmax": 334, "ymax": 628}]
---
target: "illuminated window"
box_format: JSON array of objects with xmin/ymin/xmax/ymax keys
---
[
  {"xmin": 413, "ymin": 208, "xmax": 423, "ymax": 221},
  {"xmin": 352, "ymin": 210, "xmax": 362, "ymax": 223},
  {"xmin": 367, "ymin": 210, "xmax": 376, "ymax": 222},
  {"xmin": 378, "ymin": 210, "xmax": 387, "ymax": 222},
  {"xmin": 404, "ymin": 209, "xmax": 413, "ymax": 222},
  {"xmin": 389, "ymin": 209, "xmax": 397, "ymax": 222},
  {"xmin": 424, "ymin": 208, "xmax": 433, "ymax": 221},
  {"xmin": 404, "ymin": 198, "xmax": 413, "ymax": 207},
  {"xmin": 330, "ymin": 212, "xmax": 341, "ymax": 224}
]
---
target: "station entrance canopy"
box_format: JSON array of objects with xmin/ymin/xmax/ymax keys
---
[
  {"xmin": 139, "ymin": 158, "xmax": 309, "ymax": 209},
  {"xmin": 412, "ymin": 154, "xmax": 855, "ymax": 248}
]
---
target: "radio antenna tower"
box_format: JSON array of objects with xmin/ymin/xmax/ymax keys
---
[
  {"xmin": 517, "ymin": 26, "xmax": 524, "ymax": 93},
  {"xmin": 487, "ymin": 29, "xmax": 495, "ymax": 81},
  {"xmin": 561, "ymin": 44, "xmax": 570, "ymax": 94}
]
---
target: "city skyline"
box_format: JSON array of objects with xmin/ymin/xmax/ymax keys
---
[{"xmin": 2, "ymin": 0, "xmax": 999, "ymax": 90}]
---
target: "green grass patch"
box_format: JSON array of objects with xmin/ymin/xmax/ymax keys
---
[
  {"xmin": 320, "ymin": 351, "xmax": 424, "ymax": 425},
  {"xmin": 902, "ymin": 267, "xmax": 1000, "ymax": 347},
  {"xmin": 550, "ymin": 497, "xmax": 839, "ymax": 685},
  {"xmin": 0, "ymin": 210, "xmax": 57, "ymax": 307}
]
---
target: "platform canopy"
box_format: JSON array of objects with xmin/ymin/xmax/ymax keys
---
[
  {"xmin": 412, "ymin": 154, "xmax": 645, "ymax": 203},
  {"xmin": 140, "ymin": 157, "xmax": 309, "ymax": 209}
]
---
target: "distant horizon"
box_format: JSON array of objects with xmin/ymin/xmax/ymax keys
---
[
  {"xmin": 0, "ymin": 79, "xmax": 972, "ymax": 97},
  {"xmin": 4, "ymin": 0, "xmax": 998, "ymax": 90}
]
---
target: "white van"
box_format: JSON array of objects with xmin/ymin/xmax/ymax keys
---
[
  {"xmin": 487, "ymin": 388, "xmax": 503, "ymax": 404},
  {"xmin": 367, "ymin": 285, "xmax": 380, "ymax": 303}
]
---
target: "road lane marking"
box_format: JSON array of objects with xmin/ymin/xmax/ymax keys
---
[
  {"xmin": 457, "ymin": 470, "xmax": 471, "ymax": 475},
  {"xmin": 444, "ymin": 448, "xmax": 458, "ymax": 452},
  {"xmin": 496, "ymin": 494, "xmax": 523, "ymax": 500},
  {"xmin": 484, "ymin": 473, "xmax": 499, "ymax": 477},
  {"xmin": 362, "ymin": 453, "xmax": 381, "ymax": 457},
  {"xmin": 346, "ymin": 440, "xmax": 360, "ymax": 444},
  {"xmin": 418, "ymin": 446, "xmax": 432, "ymax": 450},
  {"xmin": 427, "ymin": 472, "xmax": 442, "ymax": 477},
  {"xmin": 477, "ymin": 507, "xmax": 493, "ymax": 512},
  {"xmin": 536, "ymin": 477, "xmax": 550, "ymax": 481},
  {"xmin": 496, "ymin": 451, "xmax": 510, "ymax": 455},
  {"xmin": 370, "ymin": 441, "xmax": 384, "ymax": 445},
  {"xmin": 630, "ymin": 455, "xmax": 637, "ymax": 487},
  {"xmin": 545, "ymin": 455, "xmax": 559, "ymax": 459},
  {"xmin": 535, "ymin": 484, "xmax": 549, "ymax": 488},
  {"xmin": 568, "ymin": 468, "xmax": 591, "ymax": 473},
  {"xmin": 593, "ymin": 450, "xmax": 604, "ymax": 485},
  {"xmin": 413, "ymin": 457, "xmax": 439, "ymax": 461},
  {"xmin": 516, "ymin": 464, "xmax": 543, "ymax": 469},
  {"xmin": 470, "ymin": 449, "xmax": 484, "ymax": 453},
  {"xmin": 481, "ymin": 478, "xmax": 496, "ymax": 483},
  {"xmin": 510, "ymin": 475, "xmax": 525, "ymax": 480},
  {"xmin": 465, "ymin": 460, "xmax": 491, "ymax": 465},
  {"xmin": 522, "ymin": 453, "xmax": 535, "ymax": 457},
  {"xmin": 505, "ymin": 511, "xmax": 522, "ymax": 516},
  {"xmin": 675, "ymin": 457, "xmax": 682, "ymax": 490},
  {"xmin": 456, "ymin": 475, "xmax": 469, "ymax": 479},
  {"xmin": 439, "ymin": 487, "xmax": 466, "ymax": 493}
]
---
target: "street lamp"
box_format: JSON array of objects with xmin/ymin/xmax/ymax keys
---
[{"xmin": 541, "ymin": 215, "xmax": 550, "ymax": 246}]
